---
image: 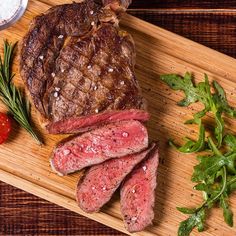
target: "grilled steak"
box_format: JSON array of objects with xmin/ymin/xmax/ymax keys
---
[
  {"xmin": 47, "ymin": 109, "xmax": 149, "ymax": 134},
  {"xmin": 20, "ymin": 0, "xmax": 146, "ymax": 133},
  {"xmin": 76, "ymin": 144, "xmax": 155, "ymax": 213},
  {"xmin": 120, "ymin": 143, "xmax": 159, "ymax": 232},
  {"xmin": 50, "ymin": 120, "xmax": 148, "ymax": 175}
]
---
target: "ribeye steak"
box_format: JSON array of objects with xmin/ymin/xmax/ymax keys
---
[{"xmin": 20, "ymin": 0, "xmax": 146, "ymax": 133}]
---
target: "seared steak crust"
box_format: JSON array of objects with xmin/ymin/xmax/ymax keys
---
[{"xmin": 20, "ymin": 0, "xmax": 144, "ymax": 125}]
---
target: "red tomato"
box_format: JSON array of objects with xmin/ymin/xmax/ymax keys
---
[{"xmin": 0, "ymin": 113, "xmax": 11, "ymax": 144}]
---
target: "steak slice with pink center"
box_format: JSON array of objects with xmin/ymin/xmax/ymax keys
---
[
  {"xmin": 120, "ymin": 143, "xmax": 159, "ymax": 232},
  {"xmin": 50, "ymin": 120, "xmax": 148, "ymax": 175},
  {"xmin": 47, "ymin": 109, "xmax": 149, "ymax": 134},
  {"xmin": 76, "ymin": 143, "xmax": 155, "ymax": 213}
]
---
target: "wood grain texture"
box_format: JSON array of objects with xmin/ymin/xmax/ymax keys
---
[
  {"xmin": 0, "ymin": 182, "xmax": 124, "ymax": 236},
  {"xmin": 129, "ymin": 0, "xmax": 236, "ymax": 9},
  {"xmin": 128, "ymin": 11, "xmax": 236, "ymax": 58},
  {"xmin": 1, "ymin": 1, "xmax": 236, "ymax": 235}
]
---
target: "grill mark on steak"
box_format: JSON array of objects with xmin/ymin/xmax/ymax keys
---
[
  {"xmin": 46, "ymin": 24, "xmax": 142, "ymax": 121},
  {"xmin": 20, "ymin": 0, "xmax": 146, "ymax": 128},
  {"xmin": 21, "ymin": 1, "xmax": 100, "ymax": 116},
  {"xmin": 21, "ymin": 6, "xmax": 66, "ymax": 113}
]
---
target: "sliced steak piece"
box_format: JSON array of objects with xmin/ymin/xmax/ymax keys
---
[
  {"xmin": 50, "ymin": 120, "xmax": 148, "ymax": 175},
  {"xmin": 20, "ymin": 0, "xmax": 145, "ymax": 131},
  {"xmin": 76, "ymin": 144, "xmax": 155, "ymax": 213},
  {"xmin": 47, "ymin": 109, "xmax": 149, "ymax": 134},
  {"xmin": 120, "ymin": 143, "xmax": 159, "ymax": 233}
]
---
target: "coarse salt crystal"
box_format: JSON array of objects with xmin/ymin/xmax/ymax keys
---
[
  {"xmin": 61, "ymin": 69, "xmax": 65, "ymax": 73},
  {"xmin": 53, "ymin": 91, "xmax": 59, "ymax": 98},
  {"xmin": 95, "ymin": 109, "xmax": 99, "ymax": 113},
  {"xmin": 90, "ymin": 10, "xmax": 94, "ymax": 15},
  {"xmin": 94, "ymin": 85, "xmax": 97, "ymax": 91},
  {"xmin": 91, "ymin": 21, "xmax": 95, "ymax": 26},
  {"xmin": 92, "ymin": 186, "xmax": 95, "ymax": 190},
  {"xmin": 102, "ymin": 187, "xmax": 106, "ymax": 190},
  {"xmin": 63, "ymin": 149, "xmax": 70, "ymax": 156},
  {"xmin": 58, "ymin": 35, "xmax": 64, "ymax": 39},
  {"xmin": 39, "ymin": 55, "xmax": 44, "ymax": 60},
  {"xmin": 131, "ymin": 189, "xmax": 135, "ymax": 193},
  {"xmin": 122, "ymin": 132, "xmax": 129, "ymax": 138},
  {"xmin": 120, "ymin": 81, "xmax": 125, "ymax": 85},
  {"xmin": 51, "ymin": 72, "xmax": 56, "ymax": 77},
  {"xmin": 108, "ymin": 68, "xmax": 114, "ymax": 72},
  {"xmin": 55, "ymin": 87, "xmax": 60, "ymax": 92},
  {"xmin": 142, "ymin": 166, "xmax": 147, "ymax": 171},
  {"xmin": 131, "ymin": 217, "xmax": 137, "ymax": 222},
  {"xmin": 87, "ymin": 65, "xmax": 92, "ymax": 69}
]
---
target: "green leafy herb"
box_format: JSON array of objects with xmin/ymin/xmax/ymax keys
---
[
  {"xmin": 213, "ymin": 81, "xmax": 236, "ymax": 118},
  {"xmin": 160, "ymin": 72, "xmax": 236, "ymax": 235},
  {"xmin": 160, "ymin": 72, "xmax": 199, "ymax": 107},
  {"xmin": 170, "ymin": 121, "xmax": 205, "ymax": 153},
  {"xmin": 0, "ymin": 41, "xmax": 42, "ymax": 145},
  {"xmin": 160, "ymin": 73, "xmax": 233, "ymax": 147},
  {"xmin": 224, "ymin": 134, "xmax": 236, "ymax": 152},
  {"xmin": 220, "ymin": 193, "xmax": 233, "ymax": 227},
  {"xmin": 178, "ymin": 208, "xmax": 206, "ymax": 236}
]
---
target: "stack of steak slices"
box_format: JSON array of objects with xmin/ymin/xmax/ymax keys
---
[{"xmin": 20, "ymin": 0, "xmax": 159, "ymax": 232}]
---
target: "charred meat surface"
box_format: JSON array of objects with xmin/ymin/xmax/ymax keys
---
[
  {"xmin": 20, "ymin": 0, "xmax": 145, "ymax": 131},
  {"xmin": 47, "ymin": 109, "xmax": 149, "ymax": 134},
  {"xmin": 50, "ymin": 120, "xmax": 148, "ymax": 175},
  {"xmin": 120, "ymin": 143, "xmax": 159, "ymax": 232},
  {"xmin": 76, "ymin": 144, "xmax": 155, "ymax": 213}
]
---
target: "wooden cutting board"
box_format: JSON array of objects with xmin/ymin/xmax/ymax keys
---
[{"xmin": 1, "ymin": 0, "xmax": 236, "ymax": 235}]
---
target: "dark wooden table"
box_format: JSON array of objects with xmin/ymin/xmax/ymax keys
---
[{"xmin": 1, "ymin": 1, "xmax": 236, "ymax": 235}]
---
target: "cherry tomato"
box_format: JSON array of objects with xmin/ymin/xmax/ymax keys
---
[{"xmin": 0, "ymin": 113, "xmax": 11, "ymax": 144}]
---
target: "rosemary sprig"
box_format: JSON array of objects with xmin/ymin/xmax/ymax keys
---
[{"xmin": 0, "ymin": 40, "xmax": 42, "ymax": 145}]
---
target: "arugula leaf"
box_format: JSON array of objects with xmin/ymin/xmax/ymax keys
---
[
  {"xmin": 161, "ymin": 73, "xmax": 225, "ymax": 147},
  {"xmin": 224, "ymin": 134, "xmax": 236, "ymax": 152},
  {"xmin": 227, "ymin": 175, "xmax": 236, "ymax": 193},
  {"xmin": 192, "ymin": 155, "xmax": 224, "ymax": 182},
  {"xmin": 220, "ymin": 193, "xmax": 233, "ymax": 227},
  {"xmin": 169, "ymin": 121, "xmax": 205, "ymax": 153},
  {"xmin": 192, "ymin": 138, "xmax": 236, "ymax": 182},
  {"xmin": 179, "ymin": 166, "xmax": 228, "ymax": 235},
  {"xmin": 185, "ymin": 109, "xmax": 208, "ymax": 124},
  {"xmin": 177, "ymin": 207, "xmax": 198, "ymax": 214},
  {"xmin": 178, "ymin": 208, "xmax": 206, "ymax": 236},
  {"xmin": 160, "ymin": 72, "xmax": 199, "ymax": 106},
  {"xmin": 160, "ymin": 72, "xmax": 236, "ymax": 235},
  {"xmin": 208, "ymin": 137, "xmax": 222, "ymax": 156},
  {"xmin": 214, "ymin": 111, "xmax": 224, "ymax": 147},
  {"xmin": 193, "ymin": 182, "xmax": 218, "ymax": 194},
  {"xmin": 213, "ymin": 81, "xmax": 236, "ymax": 118}
]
